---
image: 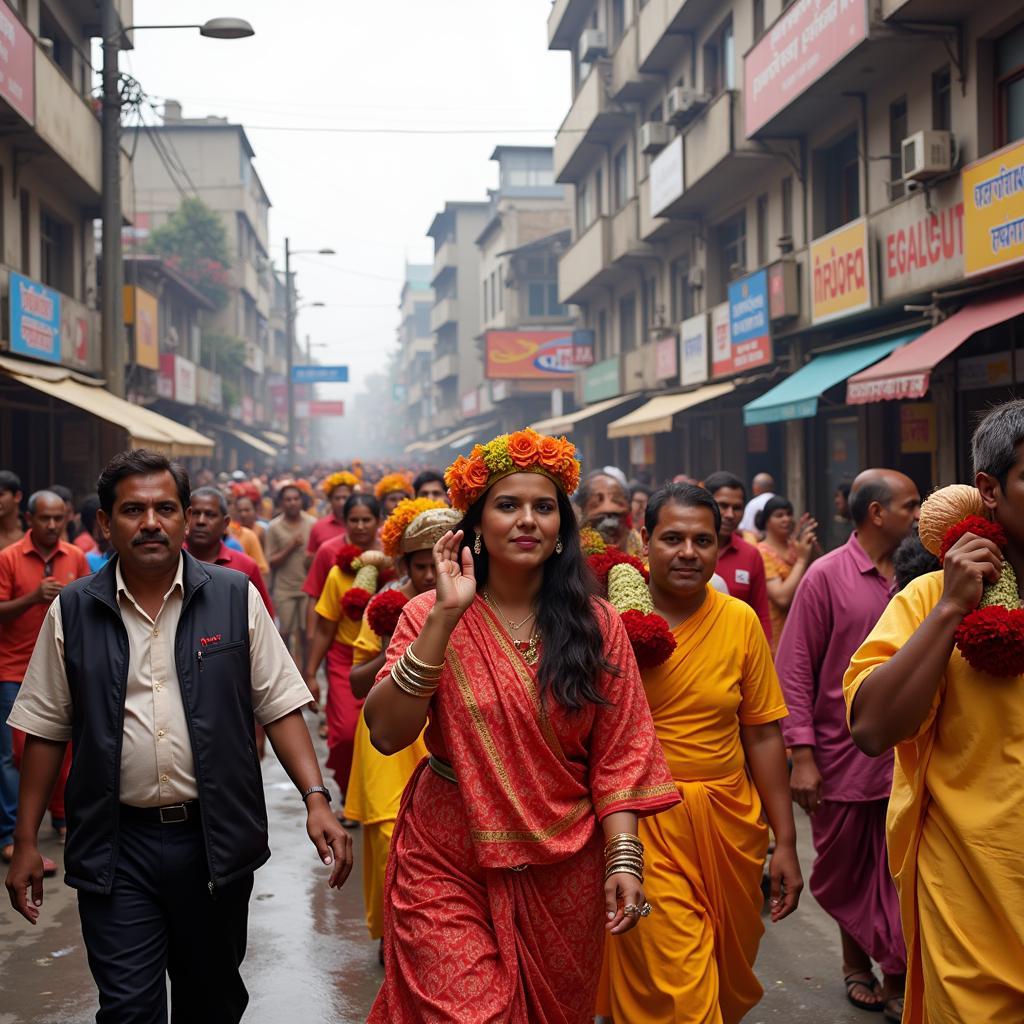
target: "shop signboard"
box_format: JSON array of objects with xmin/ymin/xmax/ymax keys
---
[
  {"xmin": 655, "ymin": 335, "xmax": 678, "ymax": 381},
  {"xmin": 957, "ymin": 350, "xmax": 1016, "ymax": 391},
  {"xmin": 309, "ymin": 400, "xmax": 344, "ymax": 417},
  {"xmin": 877, "ymin": 182, "xmax": 964, "ymax": 301},
  {"xmin": 727, "ymin": 269, "xmax": 772, "ymax": 372},
  {"xmin": 649, "ymin": 136, "xmax": 684, "ymax": 218},
  {"xmin": 710, "ymin": 302, "xmax": 733, "ymax": 379},
  {"xmin": 963, "ymin": 139, "xmax": 1024, "ymax": 277},
  {"xmin": 810, "ymin": 216, "xmax": 872, "ymax": 324},
  {"xmin": 123, "ymin": 286, "xmax": 160, "ymax": 370},
  {"xmin": 582, "ymin": 357, "xmax": 621, "ymax": 403},
  {"xmin": 0, "ymin": 2, "xmax": 35, "ymax": 125},
  {"xmin": 744, "ymin": 0, "xmax": 868, "ymax": 137},
  {"xmin": 157, "ymin": 354, "xmax": 196, "ymax": 405},
  {"xmin": 292, "ymin": 364, "xmax": 349, "ymax": 384},
  {"xmin": 680, "ymin": 313, "xmax": 709, "ymax": 386},
  {"xmin": 900, "ymin": 403, "xmax": 936, "ymax": 454},
  {"xmin": 461, "ymin": 389, "xmax": 480, "ymax": 417},
  {"xmin": 9, "ymin": 271, "xmax": 60, "ymax": 363},
  {"xmin": 484, "ymin": 330, "xmax": 591, "ymax": 380},
  {"xmin": 629, "ymin": 436, "xmax": 656, "ymax": 466}
]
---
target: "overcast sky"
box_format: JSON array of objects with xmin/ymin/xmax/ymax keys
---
[{"xmin": 127, "ymin": 0, "xmax": 571, "ymax": 403}]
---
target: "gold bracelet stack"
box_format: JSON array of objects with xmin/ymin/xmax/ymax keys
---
[
  {"xmin": 391, "ymin": 643, "xmax": 445, "ymax": 699},
  {"xmin": 604, "ymin": 833, "xmax": 645, "ymax": 882}
]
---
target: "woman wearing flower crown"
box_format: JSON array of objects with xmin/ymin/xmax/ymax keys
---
[{"xmin": 363, "ymin": 429, "xmax": 680, "ymax": 1023}]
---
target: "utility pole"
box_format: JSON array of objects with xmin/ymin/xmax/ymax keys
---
[
  {"xmin": 100, "ymin": 0, "xmax": 125, "ymax": 397},
  {"xmin": 285, "ymin": 237, "xmax": 295, "ymax": 467}
]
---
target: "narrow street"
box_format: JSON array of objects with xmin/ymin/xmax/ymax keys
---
[{"xmin": 2, "ymin": 714, "xmax": 874, "ymax": 1024}]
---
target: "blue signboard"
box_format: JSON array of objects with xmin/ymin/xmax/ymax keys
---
[
  {"xmin": 9, "ymin": 272, "xmax": 61, "ymax": 363},
  {"xmin": 727, "ymin": 269, "xmax": 772, "ymax": 372},
  {"xmin": 291, "ymin": 364, "xmax": 349, "ymax": 384}
]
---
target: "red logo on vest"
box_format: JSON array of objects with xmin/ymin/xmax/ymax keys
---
[{"xmin": 200, "ymin": 634, "xmax": 222, "ymax": 646}]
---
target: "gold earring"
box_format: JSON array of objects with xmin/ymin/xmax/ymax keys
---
[
  {"xmin": 473, "ymin": 532, "xmax": 482, "ymax": 555},
  {"xmin": 555, "ymin": 537, "xmax": 563, "ymax": 555}
]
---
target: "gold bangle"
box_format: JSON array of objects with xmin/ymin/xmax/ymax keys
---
[
  {"xmin": 391, "ymin": 657, "xmax": 439, "ymax": 699},
  {"xmin": 604, "ymin": 833, "xmax": 643, "ymax": 851},
  {"xmin": 605, "ymin": 865, "xmax": 644, "ymax": 882},
  {"xmin": 397, "ymin": 651, "xmax": 441, "ymax": 686},
  {"xmin": 406, "ymin": 643, "xmax": 445, "ymax": 676}
]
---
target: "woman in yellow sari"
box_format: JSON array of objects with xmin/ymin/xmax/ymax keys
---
[
  {"xmin": 601, "ymin": 482, "xmax": 803, "ymax": 1024},
  {"xmin": 347, "ymin": 501, "xmax": 460, "ymax": 955}
]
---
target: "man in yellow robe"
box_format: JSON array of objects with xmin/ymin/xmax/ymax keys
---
[
  {"xmin": 346, "ymin": 502, "xmax": 460, "ymax": 950},
  {"xmin": 845, "ymin": 399, "xmax": 1024, "ymax": 1023},
  {"xmin": 600, "ymin": 482, "xmax": 803, "ymax": 1023}
]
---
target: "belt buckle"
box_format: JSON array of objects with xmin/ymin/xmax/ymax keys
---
[{"xmin": 159, "ymin": 803, "xmax": 188, "ymax": 824}]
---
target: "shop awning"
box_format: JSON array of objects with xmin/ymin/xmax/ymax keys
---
[
  {"xmin": 0, "ymin": 356, "xmax": 214, "ymax": 457},
  {"xmin": 607, "ymin": 382, "xmax": 736, "ymax": 439},
  {"xmin": 847, "ymin": 291, "xmax": 1024, "ymax": 404},
  {"xmin": 422, "ymin": 421, "xmax": 498, "ymax": 456},
  {"xmin": 221, "ymin": 427, "xmax": 276, "ymax": 458},
  {"xmin": 743, "ymin": 334, "xmax": 918, "ymax": 426},
  {"xmin": 529, "ymin": 395, "xmax": 638, "ymax": 435},
  {"xmin": 404, "ymin": 440, "xmax": 432, "ymax": 454},
  {"xmin": 260, "ymin": 430, "xmax": 288, "ymax": 447}
]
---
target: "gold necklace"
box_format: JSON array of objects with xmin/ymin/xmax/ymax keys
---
[{"xmin": 484, "ymin": 592, "xmax": 540, "ymax": 665}]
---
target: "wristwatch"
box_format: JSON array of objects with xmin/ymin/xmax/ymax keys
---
[{"xmin": 301, "ymin": 785, "xmax": 332, "ymax": 804}]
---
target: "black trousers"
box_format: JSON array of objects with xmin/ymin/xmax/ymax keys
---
[{"xmin": 77, "ymin": 810, "xmax": 254, "ymax": 1024}]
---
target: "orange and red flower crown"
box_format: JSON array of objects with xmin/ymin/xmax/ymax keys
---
[
  {"xmin": 374, "ymin": 472, "xmax": 414, "ymax": 502},
  {"xmin": 444, "ymin": 428, "xmax": 580, "ymax": 512}
]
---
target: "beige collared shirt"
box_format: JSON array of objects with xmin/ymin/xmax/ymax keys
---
[{"xmin": 9, "ymin": 555, "xmax": 312, "ymax": 807}]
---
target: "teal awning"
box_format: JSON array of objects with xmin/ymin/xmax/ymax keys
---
[{"xmin": 742, "ymin": 334, "xmax": 919, "ymax": 426}]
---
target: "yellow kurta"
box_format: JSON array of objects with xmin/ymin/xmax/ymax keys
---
[
  {"xmin": 344, "ymin": 612, "xmax": 427, "ymax": 940},
  {"xmin": 600, "ymin": 587, "xmax": 787, "ymax": 1024},
  {"xmin": 315, "ymin": 566, "xmax": 362, "ymax": 646},
  {"xmin": 844, "ymin": 572, "xmax": 1024, "ymax": 1023}
]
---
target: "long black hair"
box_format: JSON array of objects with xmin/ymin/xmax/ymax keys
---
[
  {"xmin": 343, "ymin": 493, "xmax": 380, "ymax": 522},
  {"xmin": 457, "ymin": 487, "xmax": 615, "ymax": 712}
]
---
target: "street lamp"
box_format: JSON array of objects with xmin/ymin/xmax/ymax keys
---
[
  {"xmin": 100, "ymin": 6, "xmax": 254, "ymax": 399},
  {"xmin": 284, "ymin": 241, "xmax": 334, "ymax": 466}
]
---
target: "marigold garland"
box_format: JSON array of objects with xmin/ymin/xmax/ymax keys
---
[
  {"xmin": 579, "ymin": 526, "xmax": 606, "ymax": 556},
  {"xmin": 380, "ymin": 498, "xmax": 448, "ymax": 558},
  {"xmin": 620, "ymin": 609, "xmax": 677, "ymax": 669},
  {"xmin": 938, "ymin": 515, "xmax": 1006, "ymax": 563},
  {"xmin": 341, "ymin": 587, "xmax": 372, "ymax": 621},
  {"xmin": 374, "ymin": 473, "xmax": 414, "ymax": 501},
  {"xmin": 444, "ymin": 429, "xmax": 580, "ymax": 512},
  {"xmin": 367, "ymin": 589, "xmax": 409, "ymax": 637}
]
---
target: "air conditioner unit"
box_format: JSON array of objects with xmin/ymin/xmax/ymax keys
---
[
  {"xmin": 901, "ymin": 130, "xmax": 954, "ymax": 181},
  {"xmin": 580, "ymin": 29, "xmax": 607, "ymax": 64},
  {"xmin": 686, "ymin": 266, "xmax": 704, "ymax": 289},
  {"xmin": 640, "ymin": 121, "xmax": 673, "ymax": 155},
  {"xmin": 666, "ymin": 86, "xmax": 710, "ymax": 124}
]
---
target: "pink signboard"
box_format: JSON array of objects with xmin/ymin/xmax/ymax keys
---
[
  {"xmin": 655, "ymin": 335, "xmax": 678, "ymax": 381},
  {"xmin": 0, "ymin": 2, "xmax": 35, "ymax": 126},
  {"xmin": 744, "ymin": 0, "xmax": 867, "ymax": 137}
]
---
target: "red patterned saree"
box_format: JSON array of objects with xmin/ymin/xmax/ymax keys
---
[{"xmin": 367, "ymin": 592, "xmax": 679, "ymax": 1024}]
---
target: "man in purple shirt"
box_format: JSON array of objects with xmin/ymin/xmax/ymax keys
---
[
  {"xmin": 704, "ymin": 472, "xmax": 772, "ymax": 640},
  {"xmin": 775, "ymin": 468, "xmax": 920, "ymax": 1018}
]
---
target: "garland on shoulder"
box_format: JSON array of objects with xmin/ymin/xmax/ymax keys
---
[
  {"xmin": 919, "ymin": 488, "xmax": 1024, "ymax": 677},
  {"xmin": 334, "ymin": 543, "xmax": 364, "ymax": 575},
  {"xmin": 367, "ymin": 589, "xmax": 409, "ymax": 637},
  {"xmin": 340, "ymin": 550, "xmax": 394, "ymax": 621}
]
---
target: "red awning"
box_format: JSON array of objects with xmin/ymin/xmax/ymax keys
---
[{"xmin": 846, "ymin": 290, "xmax": 1024, "ymax": 404}]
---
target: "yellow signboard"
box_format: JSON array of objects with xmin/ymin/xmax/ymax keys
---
[
  {"xmin": 124, "ymin": 285, "xmax": 159, "ymax": 370},
  {"xmin": 900, "ymin": 403, "xmax": 936, "ymax": 454},
  {"xmin": 963, "ymin": 139, "xmax": 1024, "ymax": 276},
  {"xmin": 810, "ymin": 217, "xmax": 872, "ymax": 324}
]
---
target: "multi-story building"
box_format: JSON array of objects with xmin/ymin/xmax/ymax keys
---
[
  {"xmin": 548, "ymin": 0, "xmax": 1024, "ymax": 532},
  {"xmin": 422, "ymin": 200, "xmax": 489, "ymax": 450},
  {"xmin": 0, "ymin": 1, "xmax": 213, "ymax": 491},
  {"xmin": 132, "ymin": 101, "xmax": 275, "ymax": 454},
  {"xmin": 396, "ymin": 264, "xmax": 434, "ymax": 446}
]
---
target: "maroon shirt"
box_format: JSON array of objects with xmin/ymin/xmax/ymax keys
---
[
  {"xmin": 774, "ymin": 533, "xmax": 894, "ymax": 802},
  {"xmin": 716, "ymin": 532, "xmax": 772, "ymax": 642},
  {"xmin": 185, "ymin": 541, "xmax": 274, "ymax": 618}
]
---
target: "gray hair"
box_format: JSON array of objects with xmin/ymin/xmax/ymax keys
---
[
  {"xmin": 26, "ymin": 489, "xmax": 65, "ymax": 515},
  {"xmin": 575, "ymin": 469, "xmax": 627, "ymax": 509},
  {"xmin": 190, "ymin": 486, "xmax": 228, "ymax": 516},
  {"xmin": 972, "ymin": 399, "xmax": 1024, "ymax": 488}
]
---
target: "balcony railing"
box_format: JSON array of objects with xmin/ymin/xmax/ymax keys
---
[
  {"xmin": 554, "ymin": 64, "xmax": 631, "ymax": 183},
  {"xmin": 432, "ymin": 238, "xmax": 457, "ymax": 284},
  {"xmin": 638, "ymin": 0, "xmax": 719, "ymax": 71},
  {"xmin": 430, "ymin": 296, "xmax": 459, "ymax": 333},
  {"xmin": 558, "ymin": 216, "xmax": 610, "ymax": 305},
  {"xmin": 610, "ymin": 198, "xmax": 655, "ymax": 263},
  {"xmin": 431, "ymin": 351, "xmax": 459, "ymax": 384}
]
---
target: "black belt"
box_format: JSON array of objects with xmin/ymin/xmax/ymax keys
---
[
  {"xmin": 119, "ymin": 800, "xmax": 200, "ymax": 824},
  {"xmin": 427, "ymin": 756, "xmax": 456, "ymax": 784}
]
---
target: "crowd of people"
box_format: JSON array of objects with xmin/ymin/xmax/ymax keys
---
[{"xmin": 1, "ymin": 400, "xmax": 1021, "ymax": 1024}]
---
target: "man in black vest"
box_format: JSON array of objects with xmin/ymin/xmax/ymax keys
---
[{"xmin": 4, "ymin": 449, "xmax": 352, "ymax": 1023}]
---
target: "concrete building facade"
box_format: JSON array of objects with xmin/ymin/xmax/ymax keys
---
[
  {"xmin": 547, "ymin": 0, "xmax": 1024, "ymax": 533},
  {"xmin": 396, "ymin": 264, "xmax": 434, "ymax": 445}
]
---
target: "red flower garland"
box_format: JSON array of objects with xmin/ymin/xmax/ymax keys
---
[
  {"xmin": 938, "ymin": 515, "xmax": 1006, "ymax": 563},
  {"xmin": 334, "ymin": 543, "xmax": 364, "ymax": 574},
  {"xmin": 587, "ymin": 548, "xmax": 649, "ymax": 591},
  {"xmin": 341, "ymin": 587, "xmax": 372, "ymax": 621},
  {"xmin": 621, "ymin": 610, "xmax": 676, "ymax": 669},
  {"xmin": 367, "ymin": 589, "xmax": 408, "ymax": 637},
  {"xmin": 954, "ymin": 606, "xmax": 1024, "ymax": 677}
]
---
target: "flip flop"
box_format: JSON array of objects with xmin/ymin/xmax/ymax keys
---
[
  {"xmin": 844, "ymin": 972, "xmax": 884, "ymax": 1012},
  {"xmin": 1, "ymin": 845, "xmax": 57, "ymax": 878},
  {"xmin": 883, "ymin": 995, "xmax": 905, "ymax": 1022}
]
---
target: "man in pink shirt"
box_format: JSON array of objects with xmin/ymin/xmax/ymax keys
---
[
  {"xmin": 775, "ymin": 468, "xmax": 920, "ymax": 1018},
  {"xmin": 704, "ymin": 472, "xmax": 772, "ymax": 641}
]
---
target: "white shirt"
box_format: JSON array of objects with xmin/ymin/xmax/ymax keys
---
[{"xmin": 738, "ymin": 492, "xmax": 774, "ymax": 536}]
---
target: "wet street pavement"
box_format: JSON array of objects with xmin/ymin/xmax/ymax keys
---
[{"xmin": 2, "ymin": 716, "xmax": 877, "ymax": 1023}]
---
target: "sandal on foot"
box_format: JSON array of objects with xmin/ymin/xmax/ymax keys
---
[
  {"xmin": 3, "ymin": 845, "xmax": 58, "ymax": 877},
  {"xmin": 883, "ymin": 995, "xmax": 904, "ymax": 1022},
  {"xmin": 844, "ymin": 972, "xmax": 884, "ymax": 1012}
]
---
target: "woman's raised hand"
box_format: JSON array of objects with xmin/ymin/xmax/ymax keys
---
[{"xmin": 433, "ymin": 530, "xmax": 477, "ymax": 620}]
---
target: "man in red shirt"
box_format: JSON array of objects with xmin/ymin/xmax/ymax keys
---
[
  {"xmin": 0, "ymin": 490, "xmax": 89, "ymax": 868},
  {"xmin": 0, "ymin": 471, "xmax": 23, "ymax": 550},
  {"xmin": 704, "ymin": 471, "xmax": 772, "ymax": 642},
  {"xmin": 184, "ymin": 488, "xmax": 274, "ymax": 616}
]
